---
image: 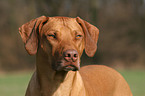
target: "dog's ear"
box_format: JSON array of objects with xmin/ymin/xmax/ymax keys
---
[
  {"xmin": 76, "ymin": 17, "xmax": 99, "ymax": 57},
  {"xmin": 19, "ymin": 16, "xmax": 48, "ymax": 55}
]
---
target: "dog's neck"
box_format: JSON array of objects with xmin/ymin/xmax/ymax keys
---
[
  {"xmin": 36, "ymin": 48, "xmax": 66, "ymax": 95},
  {"xmin": 35, "ymin": 48, "xmax": 86, "ymax": 96}
]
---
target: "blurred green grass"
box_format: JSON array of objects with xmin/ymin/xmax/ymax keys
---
[
  {"xmin": 0, "ymin": 70, "xmax": 145, "ymax": 96},
  {"xmin": 0, "ymin": 72, "xmax": 32, "ymax": 96},
  {"xmin": 119, "ymin": 70, "xmax": 145, "ymax": 96}
]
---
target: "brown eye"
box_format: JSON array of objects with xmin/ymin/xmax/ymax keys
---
[
  {"xmin": 47, "ymin": 34, "xmax": 56, "ymax": 39},
  {"xmin": 76, "ymin": 35, "xmax": 82, "ymax": 39}
]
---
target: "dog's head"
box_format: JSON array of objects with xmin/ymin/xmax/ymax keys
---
[{"xmin": 19, "ymin": 16, "xmax": 99, "ymax": 71}]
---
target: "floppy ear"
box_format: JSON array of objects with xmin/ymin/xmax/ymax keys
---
[
  {"xmin": 76, "ymin": 17, "xmax": 99, "ymax": 57},
  {"xmin": 19, "ymin": 16, "xmax": 48, "ymax": 55}
]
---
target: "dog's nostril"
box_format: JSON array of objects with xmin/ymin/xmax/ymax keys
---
[
  {"xmin": 74, "ymin": 54, "xmax": 78, "ymax": 57},
  {"xmin": 67, "ymin": 54, "xmax": 71, "ymax": 57}
]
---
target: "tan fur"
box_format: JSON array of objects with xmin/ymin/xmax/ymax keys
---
[
  {"xmin": 19, "ymin": 16, "xmax": 132, "ymax": 96},
  {"xmin": 52, "ymin": 71, "xmax": 86, "ymax": 96}
]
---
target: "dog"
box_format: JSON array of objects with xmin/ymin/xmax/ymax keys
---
[{"xmin": 19, "ymin": 16, "xmax": 132, "ymax": 96}]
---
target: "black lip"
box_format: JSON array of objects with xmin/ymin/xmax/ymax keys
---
[{"xmin": 63, "ymin": 64, "xmax": 78, "ymax": 71}]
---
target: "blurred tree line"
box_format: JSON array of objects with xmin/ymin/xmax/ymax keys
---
[{"xmin": 0, "ymin": 0, "xmax": 145, "ymax": 71}]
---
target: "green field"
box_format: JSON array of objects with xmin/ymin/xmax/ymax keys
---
[
  {"xmin": 0, "ymin": 70, "xmax": 145, "ymax": 96},
  {"xmin": 119, "ymin": 70, "xmax": 145, "ymax": 96},
  {"xmin": 0, "ymin": 72, "xmax": 32, "ymax": 96}
]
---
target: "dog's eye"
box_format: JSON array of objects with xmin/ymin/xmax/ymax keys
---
[
  {"xmin": 76, "ymin": 35, "xmax": 82, "ymax": 39},
  {"xmin": 47, "ymin": 34, "xmax": 56, "ymax": 39}
]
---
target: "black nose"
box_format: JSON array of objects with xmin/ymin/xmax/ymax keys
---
[{"xmin": 63, "ymin": 50, "xmax": 78, "ymax": 62}]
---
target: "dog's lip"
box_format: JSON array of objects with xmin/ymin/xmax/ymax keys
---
[
  {"xmin": 53, "ymin": 60, "xmax": 80, "ymax": 71},
  {"xmin": 63, "ymin": 64, "xmax": 78, "ymax": 71}
]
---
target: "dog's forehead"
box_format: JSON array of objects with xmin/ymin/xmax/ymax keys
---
[
  {"xmin": 42, "ymin": 17, "xmax": 83, "ymax": 33},
  {"xmin": 49, "ymin": 17, "xmax": 75, "ymax": 24}
]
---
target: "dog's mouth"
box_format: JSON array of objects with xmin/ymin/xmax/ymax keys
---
[
  {"xmin": 63, "ymin": 64, "xmax": 78, "ymax": 71},
  {"xmin": 52, "ymin": 61, "xmax": 80, "ymax": 72}
]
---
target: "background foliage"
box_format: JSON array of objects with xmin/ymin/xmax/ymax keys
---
[{"xmin": 0, "ymin": 0, "xmax": 145, "ymax": 71}]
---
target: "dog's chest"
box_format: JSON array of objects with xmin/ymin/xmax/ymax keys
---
[{"xmin": 52, "ymin": 71, "xmax": 86, "ymax": 96}]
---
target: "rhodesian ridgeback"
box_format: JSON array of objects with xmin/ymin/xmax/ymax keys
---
[{"xmin": 19, "ymin": 16, "xmax": 132, "ymax": 96}]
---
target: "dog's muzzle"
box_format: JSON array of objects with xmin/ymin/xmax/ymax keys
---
[{"xmin": 53, "ymin": 49, "xmax": 80, "ymax": 71}]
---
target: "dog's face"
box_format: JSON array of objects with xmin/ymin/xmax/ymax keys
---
[
  {"xmin": 40, "ymin": 17, "xmax": 85, "ymax": 71},
  {"xmin": 19, "ymin": 16, "xmax": 99, "ymax": 72}
]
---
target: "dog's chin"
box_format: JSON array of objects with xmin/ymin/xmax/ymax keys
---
[
  {"xmin": 63, "ymin": 65, "xmax": 79, "ymax": 71},
  {"xmin": 52, "ymin": 63, "xmax": 79, "ymax": 72}
]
